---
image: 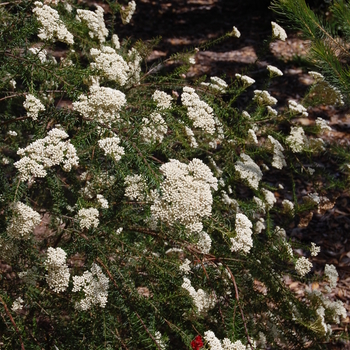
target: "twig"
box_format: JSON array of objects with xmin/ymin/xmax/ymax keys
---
[
  {"xmin": 95, "ymin": 257, "xmax": 120, "ymax": 291},
  {"xmin": 1, "ymin": 116, "xmax": 30, "ymax": 125},
  {"xmin": 0, "ymin": 295, "xmax": 26, "ymax": 350},
  {"xmin": 135, "ymin": 312, "xmax": 162, "ymax": 350},
  {"xmin": 115, "ymin": 327, "xmax": 129, "ymax": 350},
  {"xmin": 225, "ymin": 265, "xmax": 253, "ymax": 349},
  {"xmin": 0, "ymin": 94, "xmax": 21, "ymax": 102}
]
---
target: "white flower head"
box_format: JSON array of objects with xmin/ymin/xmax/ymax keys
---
[
  {"xmin": 72, "ymin": 263, "xmax": 109, "ymax": 310},
  {"xmin": 267, "ymin": 135, "xmax": 286, "ymax": 169},
  {"xmin": 140, "ymin": 113, "xmax": 168, "ymax": 143},
  {"xmin": 7, "ymin": 202, "xmax": 41, "ymax": 239},
  {"xmin": 267, "ymin": 65, "xmax": 283, "ymax": 77},
  {"xmin": 230, "ymin": 213, "xmax": 253, "ymax": 254},
  {"xmin": 181, "ymin": 87, "xmax": 216, "ymax": 134},
  {"xmin": 14, "ymin": 128, "xmax": 79, "ymax": 182},
  {"xmin": 231, "ymin": 26, "xmax": 241, "ymax": 38},
  {"xmin": 253, "ymin": 90, "xmax": 277, "ymax": 106},
  {"xmin": 98, "ymin": 136, "xmax": 125, "ymax": 162},
  {"xmin": 76, "ymin": 5, "xmax": 108, "ymax": 43},
  {"xmin": 286, "ymin": 126, "xmax": 306, "ymax": 153},
  {"xmin": 271, "ymin": 21, "xmax": 287, "ymax": 41},
  {"xmin": 152, "ymin": 90, "xmax": 173, "ymax": 109},
  {"xmin": 121, "ymin": 0, "xmax": 136, "ymax": 24},
  {"xmin": 181, "ymin": 277, "xmax": 215, "ymax": 314},
  {"xmin": 77, "ymin": 208, "xmax": 99, "ymax": 230},
  {"xmin": 234, "ymin": 153, "xmax": 263, "ymax": 190},
  {"xmin": 288, "ymin": 100, "xmax": 308, "ymax": 117},
  {"xmin": 11, "ymin": 297, "xmax": 24, "ymax": 312},
  {"xmin": 44, "ymin": 247, "xmax": 70, "ymax": 292},
  {"xmin": 295, "ymin": 256, "xmax": 312, "ymax": 277},
  {"xmin": 151, "ymin": 158, "xmax": 217, "ymax": 232},
  {"xmin": 33, "ymin": 2, "xmax": 74, "ymax": 44},
  {"xmin": 324, "ymin": 264, "xmax": 338, "ymax": 289},
  {"xmin": 310, "ymin": 242, "xmax": 321, "ymax": 257},
  {"xmin": 23, "ymin": 94, "xmax": 45, "ymax": 120},
  {"xmin": 235, "ymin": 74, "xmax": 255, "ymax": 87}
]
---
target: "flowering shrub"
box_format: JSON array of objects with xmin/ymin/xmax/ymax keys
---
[{"xmin": 0, "ymin": 0, "xmax": 348, "ymax": 349}]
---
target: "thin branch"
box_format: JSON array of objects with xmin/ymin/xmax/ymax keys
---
[
  {"xmin": 96, "ymin": 257, "xmax": 120, "ymax": 291},
  {"xmin": 135, "ymin": 312, "xmax": 162, "ymax": 350},
  {"xmin": 0, "ymin": 295, "xmax": 25, "ymax": 350},
  {"xmin": 1, "ymin": 116, "xmax": 30, "ymax": 125},
  {"xmin": 225, "ymin": 265, "xmax": 254, "ymax": 350},
  {"xmin": 0, "ymin": 94, "xmax": 21, "ymax": 102}
]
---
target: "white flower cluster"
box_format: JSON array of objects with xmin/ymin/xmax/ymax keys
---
[
  {"xmin": 253, "ymin": 90, "xmax": 277, "ymax": 106},
  {"xmin": 90, "ymin": 46, "xmax": 130, "ymax": 85},
  {"xmin": 271, "ymin": 21, "xmax": 287, "ymax": 41},
  {"xmin": 286, "ymin": 126, "xmax": 306, "ymax": 153},
  {"xmin": 98, "ymin": 136, "xmax": 125, "ymax": 162},
  {"xmin": 127, "ymin": 48, "xmax": 142, "ymax": 84},
  {"xmin": 152, "ymin": 90, "xmax": 173, "ymax": 109},
  {"xmin": 23, "ymin": 94, "xmax": 45, "ymax": 120},
  {"xmin": 124, "ymin": 174, "xmax": 147, "ymax": 201},
  {"xmin": 44, "ymin": 247, "xmax": 70, "ymax": 292},
  {"xmin": 316, "ymin": 306, "xmax": 329, "ymax": 335},
  {"xmin": 267, "ymin": 135, "xmax": 286, "ymax": 169},
  {"xmin": 140, "ymin": 113, "xmax": 168, "ymax": 143},
  {"xmin": 33, "ymin": 2, "xmax": 74, "ymax": 44},
  {"xmin": 267, "ymin": 106, "xmax": 278, "ymax": 116},
  {"xmin": 288, "ymin": 100, "xmax": 308, "ymax": 117},
  {"xmin": 154, "ymin": 331, "xmax": 167, "ymax": 350},
  {"xmin": 309, "ymin": 71, "xmax": 325, "ymax": 82},
  {"xmin": 196, "ymin": 231, "xmax": 212, "ymax": 254},
  {"xmin": 73, "ymin": 83, "xmax": 126, "ymax": 126},
  {"xmin": 295, "ymin": 256, "xmax": 312, "ymax": 277},
  {"xmin": 9, "ymin": 79, "xmax": 16, "ymax": 89},
  {"xmin": 230, "ymin": 213, "xmax": 253, "ymax": 254},
  {"xmin": 112, "ymin": 34, "xmax": 120, "ymax": 49},
  {"xmin": 7, "ymin": 202, "xmax": 41, "ymax": 239},
  {"xmin": 179, "ymin": 258, "xmax": 191, "ymax": 274},
  {"xmin": 181, "ymin": 278, "xmax": 215, "ymax": 314},
  {"xmin": 324, "ymin": 264, "xmax": 338, "ymax": 289},
  {"xmin": 315, "ymin": 117, "xmax": 332, "ymax": 133},
  {"xmin": 8, "ymin": 130, "xmax": 17, "ymax": 136},
  {"xmin": 181, "ymin": 86, "xmax": 216, "ymax": 134},
  {"xmin": 310, "ymin": 242, "xmax": 320, "ymax": 257},
  {"xmin": 14, "ymin": 128, "xmax": 79, "ymax": 182},
  {"xmin": 201, "ymin": 76, "xmax": 228, "ymax": 93},
  {"xmin": 204, "ymin": 330, "xmax": 246, "ymax": 350},
  {"xmin": 96, "ymin": 194, "xmax": 109, "ymax": 209},
  {"xmin": 121, "ymin": 0, "xmax": 136, "ymax": 24},
  {"xmin": 28, "ymin": 47, "xmax": 48, "ymax": 63},
  {"xmin": 150, "ymin": 158, "xmax": 218, "ymax": 233},
  {"xmin": 267, "ymin": 65, "xmax": 283, "ymax": 77},
  {"xmin": 282, "ymin": 199, "xmax": 294, "ymax": 215},
  {"xmin": 77, "ymin": 208, "xmax": 99, "ymax": 230},
  {"xmin": 235, "ymin": 74, "xmax": 255, "ymax": 87},
  {"xmin": 72, "ymin": 263, "xmax": 109, "ymax": 310},
  {"xmin": 11, "ymin": 297, "xmax": 24, "ymax": 312},
  {"xmin": 76, "ymin": 5, "xmax": 108, "ymax": 43},
  {"xmin": 231, "ymin": 26, "xmax": 241, "ymax": 38},
  {"xmin": 184, "ymin": 126, "xmax": 198, "ymax": 148},
  {"xmin": 255, "ymin": 217, "xmax": 266, "ymax": 234},
  {"xmin": 310, "ymin": 290, "xmax": 347, "ymax": 324},
  {"xmin": 234, "ymin": 153, "xmax": 263, "ymax": 190},
  {"xmin": 262, "ymin": 189, "xmax": 276, "ymax": 210},
  {"xmin": 247, "ymin": 129, "xmax": 258, "ymax": 144}
]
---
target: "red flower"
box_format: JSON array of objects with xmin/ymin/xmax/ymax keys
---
[{"xmin": 191, "ymin": 335, "xmax": 203, "ymax": 350}]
